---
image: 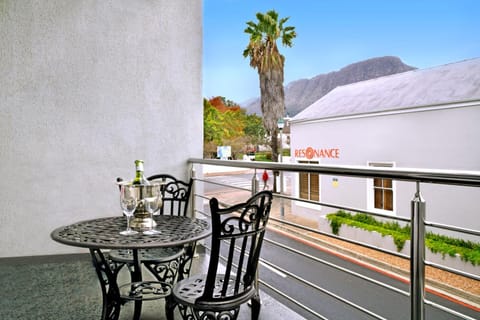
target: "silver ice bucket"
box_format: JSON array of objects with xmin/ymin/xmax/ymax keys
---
[{"xmin": 117, "ymin": 181, "xmax": 164, "ymax": 230}]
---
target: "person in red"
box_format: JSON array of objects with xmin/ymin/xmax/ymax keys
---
[{"xmin": 262, "ymin": 169, "xmax": 269, "ymax": 190}]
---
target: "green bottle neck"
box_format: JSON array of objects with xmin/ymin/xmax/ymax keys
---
[{"xmin": 133, "ymin": 160, "xmax": 145, "ymax": 184}]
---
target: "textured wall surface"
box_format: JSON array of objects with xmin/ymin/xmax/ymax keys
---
[{"xmin": 0, "ymin": 0, "xmax": 202, "ymax": 257}]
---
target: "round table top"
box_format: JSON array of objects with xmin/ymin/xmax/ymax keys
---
[{"xmin": 51, "ymin": 215, "xmax": 211, "ymax": 250}]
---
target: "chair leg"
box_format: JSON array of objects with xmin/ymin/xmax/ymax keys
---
[
  {"xmin": 90, "ymin": 249, "xmax": 123, "ymax": 320},
  {"xmin": 251, "ymin": 293, "xmax": 261, "ymax": 320},
  {"xmin": 133, "ymin": 300, "xmax": 142, "ymax": 320},
  {"xmin": 178, "ymin": 242, "xmax": 197, "ymax": 282},
  {"xmin": 165, "ymin": 295, "xmax": 176, "ymax": 320}
]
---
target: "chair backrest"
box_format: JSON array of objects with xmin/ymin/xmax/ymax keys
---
[
  {"xmin": 199, "ymin": 190, "xmax": 273, "ymax": 305},
  {"xmin": 147, "ymin": 174, "xmax": 193, "ymax": 217}
]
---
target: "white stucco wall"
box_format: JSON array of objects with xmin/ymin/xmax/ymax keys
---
[
  {"xmin": 290, "ymin": 105, "xmax": 480, "ymax": 231},
  {"xmin": 0, "ymin": 0, "xmax": 202, "ymax": 257}
]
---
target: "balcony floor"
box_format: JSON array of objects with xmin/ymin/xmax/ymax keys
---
[{"xmin": 0, "ymin": 251, "xmax": 303, "ymax": 320}]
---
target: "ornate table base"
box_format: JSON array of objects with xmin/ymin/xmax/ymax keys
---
[{"xmin": 90, "ymin": 248, "xmax": 172, "ymax": 320}]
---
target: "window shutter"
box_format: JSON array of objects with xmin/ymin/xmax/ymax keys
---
[
  {"xmin": 299, "ymin": 172, "xmax": 309, "ymax": 200},
  {"xmin": 310, "ymin": 173, "xmax": 319, "ymax": 201}
]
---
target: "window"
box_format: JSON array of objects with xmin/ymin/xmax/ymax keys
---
[
  {"xmin": 373, "ymin": 177, "xmax": 393, "ymax": 210},
  {"xmin": 299, "ymin": 161, "xmax": 319, "ymax": 201},
  {"xmin": 368, "ymin": 162, "xmax": 394, "ymax": 212}
]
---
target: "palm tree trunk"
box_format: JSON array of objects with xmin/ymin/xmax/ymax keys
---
[
  {"xmin": 271, "ymin": 128, "xmax": 279, "ymax": 161},
  {"xmin": 259, "ymin": 68, "xmax": 285, "ymax": 162}
]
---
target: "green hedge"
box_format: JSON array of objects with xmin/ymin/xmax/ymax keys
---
[
  {"xmin": 326, "ymin": 210, "xmax": 480, "ymax": 266},
  {"xmin": 251, "ymin": 149, "xmax": 290, "ymax": 162}
]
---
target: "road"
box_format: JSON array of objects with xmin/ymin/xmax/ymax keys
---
[
  {"xmin": 203, "ymin": 173, "xmax": 479, "ymax": 320},
  {"xmin": 260, "ymin": 230, "xmax": 479, "ymax": 320}
]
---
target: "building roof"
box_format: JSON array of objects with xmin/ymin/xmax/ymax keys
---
[{"xmin": 293, "ymin": 58, "xmax": 480, "ymax": 122}]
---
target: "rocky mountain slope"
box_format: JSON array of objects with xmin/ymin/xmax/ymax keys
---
[{"xmin": 243, "ymin": 56, "xmax": 415, "ymax": 116}]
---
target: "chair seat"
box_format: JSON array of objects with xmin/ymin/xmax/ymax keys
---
[
  {"xmin": 109, "ymin": 247, "xmax": 184, "ymax": 263},
  {"xmin": 173, "ymin": 274, "xmax": 256, "ymax": 308}
]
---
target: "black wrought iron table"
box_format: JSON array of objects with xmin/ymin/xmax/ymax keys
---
[{"xmin": 51, "ymin": 215, "xmax": 211, "ymax": 320}]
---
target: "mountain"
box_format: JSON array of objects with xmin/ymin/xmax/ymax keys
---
[{"xmin": 242, "ymin": 56, "xmax": 416, "ymax": 116}]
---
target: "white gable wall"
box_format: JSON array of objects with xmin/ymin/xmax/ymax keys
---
[{"xmin": 290, "ymin": 104, "xmax": 480, "ymax": 230}]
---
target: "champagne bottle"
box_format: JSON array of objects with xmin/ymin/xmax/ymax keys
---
[{"xmin": 132, "ymin": 160, "xmax": 150, "ymax": 185}]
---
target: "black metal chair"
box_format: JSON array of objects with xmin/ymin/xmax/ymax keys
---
[
  {"xmin": 166, "ymin": 190, "xmax": 273, "ymax": 320},
  {"xmin": 109, "ymin": 174, "xmax": 195, "ymax": 285}
]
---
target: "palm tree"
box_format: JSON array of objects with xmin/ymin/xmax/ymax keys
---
[{"xmin": 243, "ymin": 10, "xmax": 296, "ymax": 162}]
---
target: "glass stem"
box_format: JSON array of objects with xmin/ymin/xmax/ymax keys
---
[{"xmin": 127, "ymin": 216, "xmax": 131, "ymax": 231}]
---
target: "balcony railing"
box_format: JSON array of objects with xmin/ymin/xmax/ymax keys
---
[{"xmin": 188, "ymin": 158, "xmax": 480, "ymax": 320}]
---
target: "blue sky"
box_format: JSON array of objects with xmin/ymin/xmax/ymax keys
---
[{"xmin": 203, "ymin": 0, "xmax": 480, "ymax": 104}]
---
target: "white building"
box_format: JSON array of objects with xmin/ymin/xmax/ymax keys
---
[{"xmin": 289, "ymin": 58, "xmax": 480, "ymax": 232}]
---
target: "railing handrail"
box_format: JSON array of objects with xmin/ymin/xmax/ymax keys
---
[{"xmin": 189, "ymin": 158, "xmax": 480, "ymax": 187}]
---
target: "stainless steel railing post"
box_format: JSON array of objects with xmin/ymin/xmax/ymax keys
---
[
  {"xmin": 280, "ymin": 170, "xmax": 285, "ymax": 218},
  {"xmin": 251, "ymin": 168, "xmax": 259, "ymax": 196},
  {"xmin": 251, "ymin": 168, "xmax": 261, "ymax": 297},
  {"xmin": 410, "ymin": 182, "xmax": 426, "ymax": 320},
  {"xmin": 190, "ymin": 165, "xmax": 196, "ymax": 218}
]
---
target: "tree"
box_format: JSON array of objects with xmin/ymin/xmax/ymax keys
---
[
  {"xmin": 244, "ymin": 113, "xmax": 267, "ymax": 151},
  {"xmin": 203, "ymin": 97, "xmax": 266, "ymax": 159},
  {"xmin": 203, "ymin": 98, "xmax": 223, "ymax": 145},
  {"xmin": 243, "ymin": 10, "xmax": 296, "ymax": 162}
]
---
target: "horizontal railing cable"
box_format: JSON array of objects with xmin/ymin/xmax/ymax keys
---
[
  {"xmin": 196, "ymin": 203, "xmax": 408, "ymax": 299},
  {"xmin": 274, "ymin": 193, "xmax": 411, "ymax": 223},
  {"xmin": 198, "ymin": 191, "xmax": 479, "ymax": 317},
  {"xmin": 197, "ymin": 212, "xmax": 478, "ymax": 320},
  {"xmin": 263, "ymin": 235, "xmax": 480, "ymax": 319},
  {"xmin": 194, "ymin": 167, "xmax": 479, "ymax": 280},
  {"xmin": 194, "ymin": 177, "xmax": 411, "ymax": 260},
  {"xmin": 424, "ymin": 299, "xmax": 478, "ymax": 320},
  {"xmin": 245, "ymin": 233, "xmax": 400, "ymax": 319},
  {"xmin": 424, "ymin": 260, "xmax": 480, "ymax": 281},
  {"xmin": 202, "ymin": 239, "xmax": 329, "ymax": 320},
  {"xmin": 189, "ymin": 158, "xmax": 480, "ymax": 187},
  {"xmin": 258, "ymin": 258, "xmax": 389, "ymax": 320},
  {"xmin": 257, "ymin": 279, "xmax": 329, "ymax": 320},
  {"xmin": 196, "ymin": 175, "xmax": 410, "ymax": 224},
  {"xmin": 195, "ymin": 177, "xmax": 251, "ymax": 192},
  {"xmin": 262, "ymin": 236, "xmax": 409, "ymax": 297},
  {"xmin": 200, "ymin": 234, "xmax": 408, "ymax": 320},
  {"xmin": 196, "ymin": 213, "xmax": 372, "ymax": 320},
  {"xmin": 202, "ymin": 235, "xmax": 348, "ymax": 320},
  {"xmin": 269, "ymin": 217, "xmax": 410, "ymax": 260},
  {"xmin": 424, "ymin": 220, "xmax": 480, "ymax": 237},
  {"xmin": 193, "ymin": 192, "xmax": 210, "ymax": 201}
]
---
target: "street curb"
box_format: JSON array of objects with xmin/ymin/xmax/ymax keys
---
[{"xmin": 268, "ymin": 222, "xmax": 480, "ymax": 311}]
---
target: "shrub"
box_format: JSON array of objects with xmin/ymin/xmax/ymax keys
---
[{"xmin": 325, "ymin": 211, "xmax": 480, "ymax": 265}]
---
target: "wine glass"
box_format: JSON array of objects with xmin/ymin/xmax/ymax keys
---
[
  {"xmin": 119, "ymin": 184, "xmax": 138, "ymax": 235},
  {"xmin": 143, "ymin": 184, "xmax": 162, "ymax": 235}
]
